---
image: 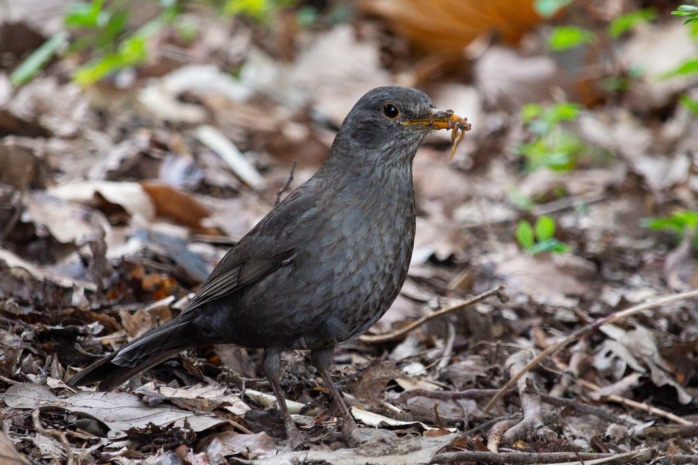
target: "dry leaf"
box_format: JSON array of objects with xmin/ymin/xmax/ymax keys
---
[
  {"xmin": 141, "ymin": 181, "xmax": 218, "ymax": 234},
  {"xmin": 359, "ymin": 0, "xmax": 545, "ymax": 52}
]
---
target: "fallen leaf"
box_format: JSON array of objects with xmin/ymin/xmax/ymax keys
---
[
  {"xmin": 494, "ymin": 248, "xmax": 595, "ymax": 304},
  {"xmin": 6, "ymin": 384, "xmax": 227, "ymax": 436},
  {"xmin": 49, "ymin": 180, "xmax": 156, "ymax": 220},
  {"xmin": 252, "ymin": 433, "xmax": 456, "ymax": 464},
  {"xmin": 359, "ymin": 0, "xmax": 545, "ymax": 52},
  {"xmin": 0, "ymin": 431, "xmax": 32, "ymax": 465},
  {"xmin": 141, "ymin": 181, "xmax": 218, "ymax": 234},
  {"xmin": 200, "ymin": 431, "xmax": 276, "ymax": 462}
]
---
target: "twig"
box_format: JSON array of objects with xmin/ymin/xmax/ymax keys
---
[
  {"xmin": 540, "ymin": 395, "xmax": 623, "ymax": 424},
  {"xmin": 461, "ymin": 195, "xmax": 606, "ymax": 230},
  {"xmin": 398, "ymin": 387, "xmax": 658, "ymax": 425},
  {"xmin": 641, "ymin": 424, "xmax": 698, "ymax": 437},
  {"xmin": 431, "ymin": 448, "xmax": 652, "ymax": 464},
  {"xmin": 360, "ymin": 285, "xmax": 507, "ymax": 343},
  {"xmin": 275, "ymin": 161, "xmax": 296, "ymax": 206},
  {"xmin": 660, "ymin": 456, "xmax": 698, "ymax": 465},
  {"xmin": 32, "ymin": 409, "xmax": 74, "ymax": 465},
  {"xmin": 547, "ymin": 357, "xmax": 687, "ymax": 425},
  {"xmin": 0, "ymin": 164, "xmax": 30, "ymax": 242},
  {"xmin": 0, "ymin": 191, "xmax": 23, "ymax": 242},
  {"xmin": 398, "ymin": 388, "xmax": 506, "ymax": 403},
  {"xmin": 531, "ymin": 194, "xmax": 607, "ymax": 216},
  {"xmin": 574, "ymin": 378, "xmax": 691, "ymax": 425},
  {"xmin": 436, "ymin": 321, "xmax": 456, "ymax": 373},
  {"xmin": 484, "ymin": 289, "xmax": 698, "ymax": 413},
  {"xmin": 0, "ymin": 374, "xmax": 19, "ymax": 385},
  {"xmin": 195, "ymin": 125, "xmax": 266, "ymax": 190}
]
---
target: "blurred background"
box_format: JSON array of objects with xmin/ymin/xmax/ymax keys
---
[{"xmin": 2, "ymin": 0, "xmax": 698, "ymax": 462}]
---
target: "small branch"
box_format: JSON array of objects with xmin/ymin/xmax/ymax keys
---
[
  {"xmin": 0, "ymin": 374, "xmax": 20, "ymax": 385},
  {"xmin": 360, "ymin": 285, "xmax": 507, "ymax": 344},
  {"xmin": 574, "ymin": 378, "xmax": 691, "ymax": 425},
  {"xmin": 397, "ymin": 388, "xmax": 503, "ymax": 403},
  {"xmin": 661, "ymin": 456, "xmax": 698, "ymax": 465},
  {"xmin": 195, "ymin": 125, "xmax": 266, "ymax": 190},
  {"xmin": 0, "ymin": 184, "xmax": 26, "ymax": 242},
  {"xmin": 398, "ymin": 387, "xmax": 657, "ymax": 425},
  {"xmin": 436, "ymin": 321, "xmax": 456, "ymax": 373},
  {"xmin": 32, "ymin": 409, "xmax": 74, "ymax": 465},
  {"xmin": 275, "ymin": 161, "xmax": 296, "ymax": 206},
  {"xmin": 641, "ymin": 424, "xmax": 698, "ymax": 437},
  {"xmin": 431, "ymin": 448, "xmax": 652, "ymax": 464},
  {"xmin": 484, "ymin": 289, "xmax": 698, "ymax": 413}
]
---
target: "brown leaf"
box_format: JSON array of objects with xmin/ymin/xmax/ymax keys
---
[
  {"xmin": 359, "ymin": 0, "xmax": 546, "ymax": 53},
  {"xmin": 200, "ymin": 431, "xmax": 276, "ymax": 461},
  {"xmin": 0, "ymin": 431, "xmax": 32, "ymax": 465},
  {"xmin": 140, "ymin": 181, "xmax": 218, "ymax": 234}
]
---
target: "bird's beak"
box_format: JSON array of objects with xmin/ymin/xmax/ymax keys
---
[{"xmin": 403, "ymin": 108, "xmax": 472, "ymax": 159}]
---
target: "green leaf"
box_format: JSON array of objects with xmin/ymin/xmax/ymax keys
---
[
  {"xmin": 10, "ymin": 32, "xmax": 68, "ymax": 86},
  {"xmin": 119, "ymin": 34, "xmax": 148, "ymax": 62},
  {"xmin": 73, "ymin": 54, "xmax": 125, "ymax": 86},
  {"xmin": 672, "ymin": 4, "xmax": 698, "ymax": 24},
  {"xmin": 64, "ymin": 0, "xmax": 107, "ymax": 28},
  {"xmin": 534, "ymin": 0, "xmax": 572, "ymax": 18},
  {"xmin": 223, "ymin": 0, "xmax": 282, "ymax": 20},
  {"xmin": 674, "ymin": 4, "xmax": 698, "ymax": 15},
  {"xmin": 679, "ymin": 94, "xmax": 698, "ymax": 114},
  {"xmin": 535, "ymin": 215, "xmax": 556, "ymax": 241},
  {"xmin": 609, "ymin": 9, "xmax": 656, "ymax": 38},
  {"xmin": 521, "ymin": 104, "xmax": 543, "ymax": 123},
  {"xmin": 690, "ymin": 21, "xmax": 698, "ymax": 37},
  {"xmin": 643, "ymin": 210, "xmax": 698, "ymax": 235},
  {"xmin": 546, "ymin": 102, "xmax": 580, "ymax": 123},
  {"xmin": 661, "ymin": 58, "xmax": 698, "ymax": 79},
  {"xmin": 516, "ymin": 221, "xmax": 535, "ymax": 250},
  {"xmin": 509, "ymin": 190, "xmax": 534, "ymax": 211},
  {"xmin": 674, "ymin": 211, "xmax": 698, "ymax": 228},
  {"xmin": 98, "ymin": 11, "xmax": 129, "ymax": 48},
  {"xmin": 548, "ymin": 26, "xmax": 596, "ymax": 51},
  {"xmin": 529, "ymin": 239, "xmax": 572, "ymax": 254},
  {"xmin": 541, "ymin": 151, "xmax": 575, "ymax": 171}
]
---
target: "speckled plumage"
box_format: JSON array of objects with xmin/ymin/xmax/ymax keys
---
[{"xmin": 69, "ymin": 86, "xmax": 456, "ymax": 444}]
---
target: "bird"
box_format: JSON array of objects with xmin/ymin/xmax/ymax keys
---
[{"xmin": 68, "ymin": 86, "xmax": 470, "ymax": 446}]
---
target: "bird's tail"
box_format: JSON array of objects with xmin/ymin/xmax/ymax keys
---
[{"xmin": 68, "ymin": 312, "xmax": 206, "ymax": 391}]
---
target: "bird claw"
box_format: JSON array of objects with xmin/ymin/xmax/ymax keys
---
[
  {"xmin": 284, "ymin": 425, "xmax": 308, "ymax": 450},
  {"xmin": 340, "ymin": 417, "xmax": 358, "ymax": 437}
]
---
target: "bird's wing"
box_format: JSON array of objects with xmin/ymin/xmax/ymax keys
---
[{"xmin": 184, "ymin": 185, "xmax": 317, "ymax": 311}]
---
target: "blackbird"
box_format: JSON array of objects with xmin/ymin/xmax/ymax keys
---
[{"xmin": 68, "ymin": 86, "xmax": 470, "ymax": 445}]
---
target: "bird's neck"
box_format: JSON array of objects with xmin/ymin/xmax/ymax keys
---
[
  {"xmin": 315, "ymin": 158, "xmax": 415, "ymax": 204},
  {"xmin": 311, "ymin": 160, "xmax": 416, "ymax": 253}
]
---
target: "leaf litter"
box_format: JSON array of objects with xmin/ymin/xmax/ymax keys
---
[{"xmin": 1, "ymin": 1, "xmax": 698, "ymax": 464}]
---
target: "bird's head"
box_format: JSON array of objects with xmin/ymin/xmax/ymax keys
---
[{"xmin": 328, "ymin": 86, "xmax": 470, "ymax": 167}]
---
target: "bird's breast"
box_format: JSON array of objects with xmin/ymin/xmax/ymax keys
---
[{"xmin": 315, "ymin": 172, "xmax": 417, "ymax": 342}]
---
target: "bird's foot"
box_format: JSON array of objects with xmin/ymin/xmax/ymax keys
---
[
  {"xmin": 284, "ymin": 423, "xmax": 308, "ymax": 450},
  {"xmin": 340, "ymin": 417, "xmax": 358, "ymax": 438}
]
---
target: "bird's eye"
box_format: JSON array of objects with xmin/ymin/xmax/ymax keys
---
[{"xmin": 382, "ymin": 103, "xmax": 400, "ymax": 119}]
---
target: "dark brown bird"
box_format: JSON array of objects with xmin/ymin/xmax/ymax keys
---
[{"xmin": 68, "ymin": 86, "xmax": 470, "ymax": 446}]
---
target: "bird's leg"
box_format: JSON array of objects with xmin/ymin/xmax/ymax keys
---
[
  {"xmin": 263, "ymin": 347, "xmax": 304, "ymax": 448},
  {"xmin": 310, "ymin": 347, "xmax": 357, "ymax": 436}
]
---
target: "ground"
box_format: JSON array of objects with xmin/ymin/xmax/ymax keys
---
[{"xmin": 1, "ymin": 1, "xmax": 698, "ymax": 464}]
